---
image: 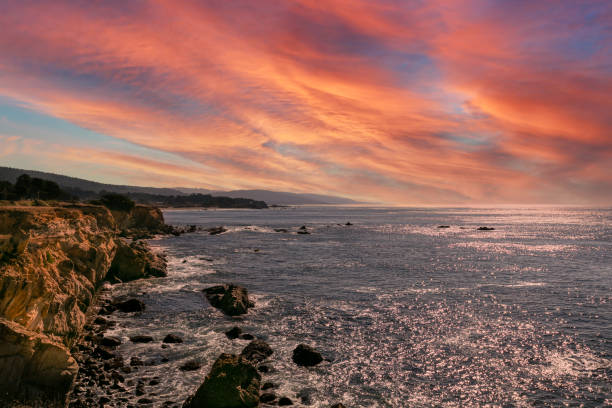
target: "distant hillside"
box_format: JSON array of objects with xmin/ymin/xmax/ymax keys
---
[
  {"xmin": 0, "ymin": 166, "xmax": 359, "ymax": 205},
  {"xmin": 177, "ymin": 188, "xmax": 358, "ymax": 205},
  {"xmin": 0, "ymin": 167, "xmax": 184, "ymax": 196}
]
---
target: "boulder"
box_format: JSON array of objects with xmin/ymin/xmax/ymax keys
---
[
  {"xmin": 437, "ymin": 225, "xmax": 450, "ymax": 228},
  {"xmin": 113, "ymin": 299, "xmax": 145, "ymax": 313},
  {"xmin": 203, "ymin": 284, "xmax": 253, "ymax": 316},
  {"xmin": 292, "ymin": 344, "xmax": 323, "ymax": 367},
  {"xmin": 278, "ymin": 397, "xmax": 293, "ymax": 406},
  {"xmin": 330, "ymin": 404, "xmax": 347, "ymax": 408},
  {"xmin": 260, "ymin": 392, "xmax": 276, "ymax": 403},
  {"xmin": 107, "ymin": 239, "xmax": 167, "ymax": 282},
  {"xmin": 185, "ymin": 353, "xmax": 260, "ymax": 408},
  {"xmin": 240, "ymin": 340, "xmax": 273, "ymax": 363},
  {"xmin": 100, "ymin": 336, "xmax": 122, "ymax": 347},
  {"xmin": 225, "ymin": 326, "xmax": 242, "ymax": 340},
  {"xmin": 477, "ymin": 226, "xmax": 495, "ymax": 231},
  {"xmin": 130, "ymin": 335, "xmax": 154, "ymax": 343},
  {"xmin": 163, "ymin": 334, "xmax": 183, "ymax": 343}
]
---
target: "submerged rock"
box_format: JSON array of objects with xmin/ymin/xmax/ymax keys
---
[
  {"xmin": 100, "ymin": 336, "xmax": 122, "ymax": 347},
  {"xmin": 203, "ymin": 284, "xmax": 253, "ymax": 316},
  {"xmin": 278, "ymin": 397, "xmax": 293, "ymax": 406},
  {"xmin": 180, "ymin": 360, "xmax": 202, "ymax": 371},
  {"xmin": 184, "ymin": 353, "xmax": 260, "ymax": 408},
  {"xmin": 240, "ymin": 340, "xmax": 273, "ymax": 363},
  {"xmin": 260, "ymin": 392, "xmax": 276, "ymax": 403},
  {"xmin": 292, "ymin": 344, "xmax": 323, "ymax": 367},
  {"xmin": 206, "ymin": 226, "xmax": 227, "ymax": 235}
]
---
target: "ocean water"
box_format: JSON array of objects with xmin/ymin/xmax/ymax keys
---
[{"xmin": 106, "ymin": 206, "xmax": 611, "ymax": 407}]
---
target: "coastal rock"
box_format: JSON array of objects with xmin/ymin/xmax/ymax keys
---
[
  {"xmin": 184, "ymin": 353, "xmax": 260, "ymax": 408},
  {"xmin": 163, "ymin": 334, "xmax": 183, "ymax": 343},
  {"xmin": 206, "ymin": 226, "xmax": 227, "ymax": 235},
  {"xmin": 107, "ymin": 239, "xmax": 167, "ymax": 282},
  {"xmin": 438, "ymin": 225, "xmax": 450, "ymax": 228},
  {"xmin": 330, "ymin": 404, "xmax": 347, "ymax": 408},
  {"xmin": 278, "ymin": 397, "xmax": 293, "ymax": 406},
  {"xmin": 0, "ymin": 205, "xmax": 117, "ymax": 400},
  {"xmin": 113, "ymin": 298, "xmax": 145, "ymax": 313},
  {"xmin": 100, "ymin": 336, "xmax": 122, "ymax": 347},
  {"xmin": 225, "ymin": 326, "xmax": 242, "ymax": 339},
  {"xmin": 292, "ymin": 344, "xmax": 323, "ymax": 367},
  {"xmin": 477, "ymin": 226, "xmax": 495, "ymax": 231},
  {"xmin": 203, "ymin": 284, "xmax": 253, "ymax": 316},
  {"xmin": 260, "ymin": 392, "xmax": 276, "ymax": 403},
  {"xmin": 240, "ymin": 340, "xmax": 273, "ymax": 363},
  {"xmin": 130, "ymin": 335, "xmax": 154, "ymax": 343}
]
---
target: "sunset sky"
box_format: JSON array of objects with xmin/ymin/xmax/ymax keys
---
[{"xmin": 0, "ymin": 0, "xmax": 610, "ymax": 204}]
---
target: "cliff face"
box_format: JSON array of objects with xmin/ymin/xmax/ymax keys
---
[
  {"xmin": 0, "ymin": 205, "xmax": 117, "ymax": 400},
  {"xmin": 0, "ymin": 203, "xmax": 166, "ymax": 402}
]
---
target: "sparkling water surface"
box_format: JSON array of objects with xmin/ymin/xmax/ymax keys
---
[{"xmin": 107, "ymin": 206, "xmax": 611, "ymax": 407}]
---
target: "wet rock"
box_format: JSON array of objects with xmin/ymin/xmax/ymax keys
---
[
  {"xmin": 149, "ymin": 379, "xmax": 160, "ymax": 385},
  {"xmin": 161, "ymin": 344, "xmax": 170, "ymax": 349},
  {"xmin": 184, "ymin": 353, "xmax": 260, "ymax": 408},
  {"xmin": 130, "ymin": 335, "xmax": 154, "ymax": 343},
  {"xmin": 297, "ymin": 226, "xmax": 310, "ymax": 235},
  {"xmin": 104, "ymin": 357, "xmax": 124, "ymax": 371},
  {"xmin": 99, "ymin": 396, "xmax": 111, "ymax": 404},
  {"xmin": 203, "ymin": 284, "xmax": 253, "ymax": 316},
  {"xmin": 180, "ymin": 359, "xmax": 202, "ymax": 371},
  {"xmin": 257, "ymin": 364, "xmax": 270, "ymax": 373},
  {"xmin": 477, "ymin": 226, "xmax": 495, "ymax": 231},
  {"xmin": 138, "ymin": 398, "xmax": 154, "ymax": 404},
  {"xmin": 278, "ymin": 397, "xmax": 293, "ymax": 406},
  {"xmin": 225, "ymin": 326, "xmax": 242, "ymax": 339},
  {"xmin": 240, "ymin": 333, "xmax": 254, "ymax": 340},
  {"xmin": 330, "ymin": 404, "xmax": 347, "ymax": 408},
  {"xmin": 260, "ymin": 393, "xmax": 276, "ymax": 403},
  {"xmin": 240, "ymin": 340, "xmax": 273, "ymax": 363},
  {"xmin": 113, "ymin": 298, "xmax": 145, "ymax": 313},
  {"xmin": 206, "ymin": 226, "xmax": 227, "ymax": 235},
  {"xmin": 94, "ymin": 346, "xmax": 116, "ymax": 360},
  {"xmin": 135, "ymin": 381, "xmax": 145, "ymax": 396},
  {"xmin": 163, "ymin": 334, "xmax": 183, "ymax": 343},
  {"xmin": 438, "ymin": 225, "xmax": 450, "ymax": 228},
  {"xmin": 345, "ymin": 222, "xmax": 353, "ymax": 226},
  {"xmin": 274, "ymin": 228, "xmax": 288, "ymax": 233},
  {"xmin": 130, "ymin": 356, "xmax": 144, "ymax": 366},
  {"xmin": 292, "ymin": 344, "xmax": 323, "ymax": 367},
  {"xmin": 261, "ymin": 382, "xmax": 276, "ymax": 390},
  {"xmin": 101, "ymin": 336, "xmax": 122, "ymax": 347}
]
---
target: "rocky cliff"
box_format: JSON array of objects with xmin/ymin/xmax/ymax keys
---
[{"xmin": 0, "ymin": 203, "xmax": 167, "ymax": 404}]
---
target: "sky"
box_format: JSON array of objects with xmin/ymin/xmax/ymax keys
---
[{"xmin": 0, "ymin": 0, "xmax": 611, "ymax": 205}]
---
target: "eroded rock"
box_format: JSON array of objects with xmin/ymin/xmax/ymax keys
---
[{"xmin": 203, "ymin": 284, "xmax": 253, "ymax": 316}]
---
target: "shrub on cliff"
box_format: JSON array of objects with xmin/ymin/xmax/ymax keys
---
[{"xmin": 99, "ymin": 193, "xmax": 135, "ymax": 212}]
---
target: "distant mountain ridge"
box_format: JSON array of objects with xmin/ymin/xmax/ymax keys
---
[{"xmin": 0, "ymin": 166, "xmax": 358, "ymax": 205}]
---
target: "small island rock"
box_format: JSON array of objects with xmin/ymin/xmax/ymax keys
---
[{"xmin": 292, "ymin": 344, "xmax": 323, "ymax": 367}]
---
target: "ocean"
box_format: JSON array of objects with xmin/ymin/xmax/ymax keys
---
[{"xmin": 107, "ymin": 206, "xmax": 611, "ymax": 407}]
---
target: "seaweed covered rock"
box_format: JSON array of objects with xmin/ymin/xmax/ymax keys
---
[
  {"xmin": 203, "ymin": 284, "xmax": 253, "ymax": 316},
  {"xmin": 184, "ymin": 353, "xmax": 260, "ymax": 408}
]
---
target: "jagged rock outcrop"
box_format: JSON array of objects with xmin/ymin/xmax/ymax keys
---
[
  {"xmin": 203, "ymin": 284, "xmax": 254, "ymax": 316},
  {"xmin": 0, "ymin": 203, "xmax": 170, "ymax": 403},
  {"xmin": 0, "ymin": 205, "xmax": 117, "ymax": 401},
  {"xmin": 106, "ymin": 239, "xmax": 167, "ymax": 282},
  {"xmin": 184, "ymin": 353, "xmax": 260, "ymax": 408}
]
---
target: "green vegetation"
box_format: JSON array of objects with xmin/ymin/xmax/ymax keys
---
[{"xmin": 98, "ymin": 193, "xmax": 136, "ymax": 212}]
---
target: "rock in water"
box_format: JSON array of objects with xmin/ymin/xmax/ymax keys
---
[
  {"xmin": 206, "ymin": 226, "xmax": 227, "ymax": 235},
  {"xmin": 185, "ymin": 353, "xmax": 260, "ymax": 408},
  {"xmin": 107, "ymin": 239, "xmax": 167, "ymax": 282},
  {"xmin": 477, "ymin": 226, "xmax": 495, "ymax": 231},
  {"xmin": 130, "ymin": 335, "xmax": 154, "ymax": 343},
  {"xmin": 113, "ymin": 298, "xmax": 145, "ymax": 313},
  {"xmin": 163, "ymin": 334, "xmax": 183, "ymax": 343},
  {"xmin": 225, "ymin": 326, "xmax": 242, "ymax": 339},
  {"xmin": 330, "ymin": 404, "xmax": 347, "ymax": 408},
  {"xmin": 203, "ymin": 284, "xmax": 253, "ymax": 316},
  {"xmin": 240, "ymin": 340, "xmax": 273, "ymax": 363},
  {"xmin": 292, "ymin": 344, "xmax": 323, "ymax": 367}
]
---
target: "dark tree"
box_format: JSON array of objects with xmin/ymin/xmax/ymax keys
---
[{"xmin": 99, "ymin": 193, "xmax": 135, "ymax": 212}]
